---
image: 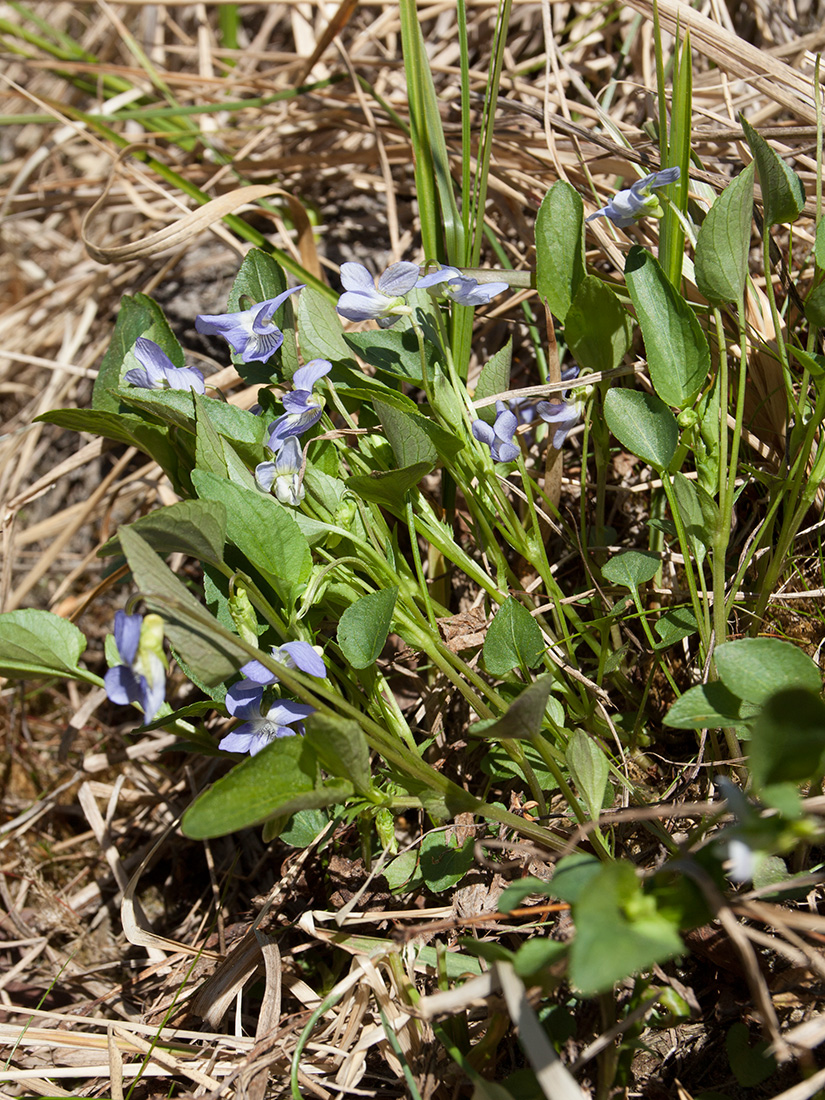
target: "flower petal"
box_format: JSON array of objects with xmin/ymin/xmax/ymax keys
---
[
  {"xmin": 263, "ymin": 698, "xmax": 316, "ymax": 725},
  {"xmin": 337, "ymin": 289, "xmax": 386, "ymax": 322},
  {"xmin": 225, "ymin": 680, "xmax": 265, "ymax": 719},
  {"xmin": 104, "ymin": 665, "xmax": 143, "ymax": 708},
  {"xmin": 292, "ymin": 359, "xmax": 331, "ymax": 392},
  {"xmin": 378, "ymin": 261, "xmax": 421, "ymax": 296},
  {"xmin": 278, "ymin": 641, "xmax": 327, "ymax": 677},
  {"xmin": 134, "ymin": 337, "xmax": 176, "ymax": 376},
  {"xmin": 218, "ymin": 726, "xmax": 256, "ymax": 754},
  {"xmin": 113, "ymin": 610, "xmax": 142, "ymax": 665},
  {"xmin": 472, "ymin": 420, "xmax": 495, "ymax": 447},
  {"xmin": 339, "ymin": 262, "xmax": 376, "ymax": 292},
  {"xmin": 255, "ymin": 461, "xmax": 278, "ymax": 493},
  {"xmin": 250, "ymin": 286, "xmax": 304, "ymax": 332},
  {"xmin": 239, "ymin": 657, "xmax": 277, "ymax": 684}
]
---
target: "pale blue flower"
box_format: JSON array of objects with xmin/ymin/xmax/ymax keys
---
[
  {"xmin": 195, "ymin": 286, "xmax": 303, "ymax": 364},
  {"xmin": 265, "ymin": 359, "xmax": 331, "ymax": 449},
  {"xmin": 417, "ymin": 266, "xmax": 509, "ymax": 307},
  {"xmin": 336, "ymin": 261, "xmax": 420, "ymax": 328},
  {"xmin": 104, "ymin": 611, "xmax": 166, "ymax": 723},
  {"xmin": 255, "ymin": 437, "xmax": 305, "ymax": 505},
  {"xmin": 537, "ymin": 365, "xmax": 582, "ymax": 449},
  {"xmin": 231, "ymin": 641, "xmax": 327, "ymax": 693},
  {"xmin": 587, "ymin": 167, "xmax": 681, "ymax": 229},
  {"xmin": 124, "ymin": 338, "xmax": 205, "ymax": 394},
  {"xmin": 472, "ymin": 401, "xmax": 520, "ymax": 463},
  {"xmin": 219, "ymin": 683, "xmax": 315, "ymax": 755}
]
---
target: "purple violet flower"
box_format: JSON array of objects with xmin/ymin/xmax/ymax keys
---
[
  {"xmin": 195, "ymin": 286, "xmax": 304, "ymax": 364},
  {"xmin": 586, "ymin": 167, "xmax": 681, "ymax": 229},
  {"xmin": 265, "ymin": 359, "xmax": 331, "ymax": 449},
  {"xmin": 124, "ymin": 338, "xmax": 205, "ymax": 394},
  {"xmin": 219, "ymin": 682, "xmax": 315, "ymax": 755},
  {"xmin": 336, "ymin": 261, "xmax": 420, "ymax": 328},
  {"xmin": 537, "ymin": 365, "xmax": 582, "ymax": 449},
  {"xmin": 417, "ymin": 265, "xmax": 509, "ymax": 307},
  {"xmin": 233, "ymin": 640, "xmax": 327, "ymax": 692},
  {"xmin": 256, "ymin": 437, "xmax": 305, "ymax": 505},
  {"xmin": 104, "ymin": 610, "xmax": 166, "ymax": 723},
  {"xmin": 472, "ymin": 400, "xmax": 520, "ymax": 463}
]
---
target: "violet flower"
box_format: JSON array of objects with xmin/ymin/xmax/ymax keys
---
[
  {"xmin": 232, "ymin": 640, "xmax": 327, "ymax": 693},
  {"xmin": 537, "ymin": 365, "xmax": 583, "ymax": 449},
  {"xmin": 265, "ymin": 359, "xmax": 331, "ymax": 450},
  {"xmin": 336, "ymin": 261, "xmax": 420, "ymax": 328},
  {"xmin": 219, "ymin": 682, "xmax": 315, "ymax": 755},
  {"xmin": 417, "ymin": 265, "xmax": 509, "ymax": 307},
  {"xmin": 124, "ymin": 337, "xmax": 205, "ymax": 394},
  {"xmin": 587, "ymin": 167, "xmax": 681, "ymax": 229},
  {"xmin": 104, "ymin": 611, "xmax": 166, "ymax": 723},
  {"xmin": 472, "ymin": 401, "xmax": 520, "ymax": 463},
  {"xmin": 195, "ymin": 286, "xmax": 303, "ymax": 364},
  {"xmin": 256, "ymin": 437, "xmax": 305, "ymax": 506}
]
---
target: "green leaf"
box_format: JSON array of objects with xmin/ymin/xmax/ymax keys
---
[
  {"xmin": 625, "ymin": 246, "xmax": 711, "ymax": 408},
  {"xmin": 569, "ymin": 860, "xmax": 684, "ymax": 995},
  {"xmin": 549, "ymin": 853, "xmax": 602, "ymax": 903},
  {"xmin": 602, "ymin": 550, "xmax": 660, "ymax": 588},
  {"xmin": 346, "ymin": 461, "xmax": 435, "ymax": 511},
  {"xmin": 384, "ymin": 849, "xmax": 421, "ymax": 893},
  {"xmin": 298, "ymin": 286, "xmax": 354, "ymax": 365},
  {"xmin": 498, "ymin": 876, "xmax": 554, "ymax": 913},
  {"xmin": 344, "ymin": 329, "xmax": 436, "ymax": 383},
  {"xmin": 191, "ymin": 469, "xmax": 312, "ymax": 600},
  {"xmin": 748, "ymin": 687, "xmax": 825, "ymax": 788},
  {"xmin": 0, "ymin": 610, "xmax": 89, "ymax": 680},
  {"xmin": 725, "ymin": 1022, "xmax": 776, "ymax": 1087},
  {"xmin": 195, "ymin": 397, "xmax": 229, "ymax": 477},
  {"xmin": 480, "ymin": 741, "xmax": 557, "ymax": 791},
  {"xmin": 694, "ymin": 164, "xmax": 755, "ymax": 304},
  {"xmin": 474, "ymin": 339, "xmax": 512, "ymax": 424},
  {"xmin": 565, "ymin": 730, "xmax": 609, "ymax": 820},
  {"xmin": 419, "ymin": 831, "xmax": 474, "ymax": 893},
  {"xmin": 303, "ymin": 712, "xmax": 371, "ymax": 795},
  {"xmin": 373, "ymin": 399, "xmax": 463, "ymax": 466},
  {"xmin": 654, "ymin": 606, "xmax": 698, "ymax": 648},
  {"xmin": 373, "ymin": 399, "xmax": 436, "ymax": 466},
  {"xmin": 664, "ymin": 682, "xmax": 744, "ymax": 729},
  {"xmin": 279, "ymin": 808, "xmax": 330, "ymax": 848},
  {"xmin": 740, "ymin": 115, "xmax": 805, "ymax": 227},
  {"xmin": 715, "ymin": 637, "xmax": 821, "ymax": 706},
  {"xmin": 470, "ymin": 676, "xmax": 554, "ymax": 740},
  {"xmin": 535, "ymin": 180, "xmax": 585, "ymax": 322},
  {"xmin": 513, "ymin": 938, "xmax": 568, "ymax": 980},
  {"xmin": 604, "ymin": 387, "xmax": 678, "ymax": 469},
  {"xmin": 816, "ymin": 219, "xmax": 825, "ymax": 271},
  {"xmin": 672, "ymin": 472, "xmax": 718, "ymax": 567},
  {"xmin": 229, "ymin": 247, "xmax": 286, "ymax": 308},
  {"xmin": 804, "ymin": 283, "xmax": 825, "ymax": 328},
  {"xmin": 483, "ymin": 597, "xmax": 544, "ymax": 676},
  {"xmin": 181, "ymin": 735, "xmax": 352, "ymax": 838},
  {"xmin": 564, "ymin": 276, "xmax": 633, "ymax": 373},
  {"xmin": 99, "ymin": 499, "xmax": 226, "ymax": 566},
  {"xmin": 337, "ymin": 587, "xmax": 398, "ymax": 669},
  {"xmin": 92, "ymin": 294, "xmax": 169, "ymax": 413},
  {"xmin": 118, "ymin": 525, "xmax": 246, "ymax": 685}
]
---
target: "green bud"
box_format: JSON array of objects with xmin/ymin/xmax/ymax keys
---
[
  {"xmin": 375, "ymin": 808, "xmax": 397, "ymax": 853},
  {"xmin": 229, "ymin": 585, "xmax": 259, "ymax": 646},
  {"xmin": 677, "ymin": 408, "xmax": 699, "ymax": 430}
]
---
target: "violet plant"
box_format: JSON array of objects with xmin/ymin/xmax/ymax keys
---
[{"xmin": 1, "ymin": 11, "xmax": 824, "ymax": 1090}]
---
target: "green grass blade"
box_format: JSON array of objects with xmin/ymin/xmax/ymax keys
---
[
  {"xmin": 470, "ymin": 0, "xmax": 512, "ymax": 266},
  {"xmin": 660, "ymin": 30, "xmax": 692, "ymax": 287}
]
